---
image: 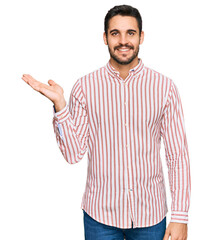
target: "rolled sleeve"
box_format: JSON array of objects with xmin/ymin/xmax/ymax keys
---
[{"xmin": 53, "ymin": 105, "xmax": 70, "ymax": 123}]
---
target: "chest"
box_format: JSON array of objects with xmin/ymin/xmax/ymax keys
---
[{"xmin": 85, "ymin": 72, "xmax": 167, "ymax": 131}]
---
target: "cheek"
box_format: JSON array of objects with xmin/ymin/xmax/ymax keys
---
[
  {"xmin": 132, "ymin": 38, "xmax": 140, "ymax": 45},
  {"xmin": 107, "ymin": 41, "xmax": 117, "ymax": 50},
  {"xmin": 107, "ymin": 37, "xmax": 118, "ymax": 45}
]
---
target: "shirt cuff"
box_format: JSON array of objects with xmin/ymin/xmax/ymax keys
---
[
  {"xmin": 53, "ymin": 105, "xmax": 69, "ymax": 123},
  {"xmin": 170, "ymin": 210, "xmax": 188, "ymax": 224}
]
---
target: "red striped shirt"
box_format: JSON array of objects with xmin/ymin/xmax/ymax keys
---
[{"xmin": 53, "ymin": 59, "xmax": 191, "ymax": 228}]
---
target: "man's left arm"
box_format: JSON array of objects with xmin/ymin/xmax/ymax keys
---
[{"xmin": 161, "ymin": 80, "xmax": 191, "ymax": 240}]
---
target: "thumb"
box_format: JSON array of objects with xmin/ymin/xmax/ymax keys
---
[{"xmin": 48, "ymin": 79, "xmax": 56, "ymax": 86}]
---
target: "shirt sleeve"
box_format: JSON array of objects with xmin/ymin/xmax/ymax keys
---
[
  {"xmin": 161, "ymin": 80, "xmax": 191, "ymax": 224},
  {"xmin": 52, "ymin": 78, "xmax": 90, "ymax": 164}
]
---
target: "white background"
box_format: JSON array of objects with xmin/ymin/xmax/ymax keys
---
[{"xmin": 0, "ymin": 0, "xmax": 212, "ymax": 239}]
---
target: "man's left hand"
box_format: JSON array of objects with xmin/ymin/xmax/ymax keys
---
[{"xmin": 163, "ymin": 222, "xmax": 188, "ymax": 240}]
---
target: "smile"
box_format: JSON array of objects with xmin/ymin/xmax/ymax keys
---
[{"xmin": 117, "ymin": 48, "xmax": 131, "ymax": 52}]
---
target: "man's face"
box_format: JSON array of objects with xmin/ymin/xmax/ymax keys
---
[{"xmin": 104, "ymin": 15, "xmax": 144, "ymax": 65}]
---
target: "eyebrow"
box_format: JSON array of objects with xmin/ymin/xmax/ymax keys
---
[{"xmin": 109, "ymin": 29, "xmax": 137, "ymax": 34}]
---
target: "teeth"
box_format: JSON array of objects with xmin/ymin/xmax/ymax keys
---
[{"xmin": 118, "ymin": 48, "xmax": 129, "ymax": 52}]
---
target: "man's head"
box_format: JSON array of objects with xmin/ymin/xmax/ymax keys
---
[
  {"xmin": 103, "ymin": 5, "xmax": 144, "ymax": 66},
  {"xmin": 104, "ymin": 5, "xmax": 142, "ymax": 37}
]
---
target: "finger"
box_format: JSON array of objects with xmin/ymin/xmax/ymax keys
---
[
  {"xmin": 22, "ymin": 74, "xmax": 37, "ymax": 83},
  {"xmin": 22, "ymin": 76, "xmax": 34, "ymax": 88},
  {"xmin": 22, "ymin": 75, "xmax": 40, "ymax": 90},
  {"xmin": 163, "ymin": 232, "xmax": 170, "ymax": 240},
  {"xmin": 22, "ymin": 75, "xmax": 50, "ymax": 94},
  {"xmin": 22, "ymin": 74, "xmax": 61, "ymax": 103},
  {"xmin": 22, "ymin": 74, "xmax": 30, "ymax": 84},
  {"xmin": 22, "ymin": 74, "xmax": 38, "ymax": 86}
]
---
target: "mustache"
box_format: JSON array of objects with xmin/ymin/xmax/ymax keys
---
[{"xmin": 114, "ymin": 44, "xmax": 134, "ymax": 51}]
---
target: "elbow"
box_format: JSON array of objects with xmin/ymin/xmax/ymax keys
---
[{"xmin": 63, "ymin": 152, "xmax": 84, "ymax": 165}]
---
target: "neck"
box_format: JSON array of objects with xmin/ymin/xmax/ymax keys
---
[{"xmin": 109, "ymin": 57, "xmax": 139, "ymax": 80}]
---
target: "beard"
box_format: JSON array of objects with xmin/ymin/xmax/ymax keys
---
[{"xmin": 108, "ymin": 43, "xmax": 140, "ymax": 65}]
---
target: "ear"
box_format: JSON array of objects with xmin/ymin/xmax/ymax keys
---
[
  {"xmin": 103, "ymin": 32, "xmax": 108, "ymax": 45},
  {"xmin": 139, "ymin": 31, "xmax": 144, "ymax": 45}
]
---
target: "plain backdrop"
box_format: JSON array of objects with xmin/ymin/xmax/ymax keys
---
[{"xmin": 0, "ymin": 0, "xmax": 212, "ymax": 239}]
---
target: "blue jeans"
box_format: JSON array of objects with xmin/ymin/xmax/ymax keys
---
[{"xmin": 83, "ymin": 210, "xmax": 166, "ymax": 240}]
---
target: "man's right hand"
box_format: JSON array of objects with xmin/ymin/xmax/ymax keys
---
[{"xmin": 22, "ymin": 74, "xmax": 66, "ymax": 112}]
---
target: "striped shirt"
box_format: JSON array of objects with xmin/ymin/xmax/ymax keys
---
[{"xmin": 52, "ymin": 59, "xmax": 191, "ymax": 229}]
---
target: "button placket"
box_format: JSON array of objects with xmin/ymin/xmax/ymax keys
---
[
  {"xmin": 124, "ymin": 82, "xmax": 133, "ymax": 191},
  {"xmin": 115, "ymin": 69, "xmax": 136, "ymax": 227}
]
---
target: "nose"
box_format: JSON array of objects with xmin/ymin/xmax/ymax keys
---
[{"xmin": 119, "ymin": 33, "xmax": 128, "ymax": 45}]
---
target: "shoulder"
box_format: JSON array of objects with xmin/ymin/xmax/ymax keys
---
[
  {"xmin": 144, "ymin": 65, "xmax": 172, "ymax": 82},
  {"xmin": 144, "ymin": 65, "xmax": 175, "ymax": 91},
  {"xmin": 70, "ymin": 65, "xmax": 106, "ymax": 99},
  {"xmin": 77, "ymin": 65, "xmax": 106, "ymax": 83}
]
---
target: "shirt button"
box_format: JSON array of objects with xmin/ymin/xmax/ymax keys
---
[
  {"xmin": 124, "ymin": 101, "xmax": 127, "ymax": 105},
  {"xmin": 124, "ymin": 123, "xmax": 127, "ymax": 127},
  {"xmin": 126, "ymin": 144, "xmax": 128, "ymax": 148},
  {"xmin": 129, "ymin": 189, "xmax": 133, "ymax": 192}
]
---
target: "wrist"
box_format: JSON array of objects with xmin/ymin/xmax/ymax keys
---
[{"xmin": 54, "ymin": 98, "xmax": 66, "ymax": 112}]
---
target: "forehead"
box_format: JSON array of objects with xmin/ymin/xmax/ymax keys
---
[{"xmin": 108, "ymin": 15, "xmax": 139, "ymax": 32}]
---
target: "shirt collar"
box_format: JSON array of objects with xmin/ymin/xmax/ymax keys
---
[{"xmin": 105, "ymin": 58, "xmax": 144, "ymax": 77}]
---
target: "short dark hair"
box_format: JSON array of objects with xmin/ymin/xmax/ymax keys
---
[{"xmin": 104, "ymin": 5, "xmax": 142, "ymax": 36}]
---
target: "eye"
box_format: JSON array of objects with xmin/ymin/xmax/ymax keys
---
[
  {"xmin": 111, "ymin": 32, "xmax": 118, "ymax": 36},
  {"xmin": 128, "ymin": 31, "xmax": 135, "ymax": 36}
]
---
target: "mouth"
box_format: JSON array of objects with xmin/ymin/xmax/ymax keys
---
[
  {"xmin": 117, "ymin": 48, "xmax": 130, "ymax": 52},
  {"xmin": 114, "ymin": 45, "xmax": 134, "ymax": 53}
]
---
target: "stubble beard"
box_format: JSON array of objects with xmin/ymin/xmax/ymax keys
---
[{"xmin": 108, "ymin": 44, "xmax": 140, "ymax": 65}]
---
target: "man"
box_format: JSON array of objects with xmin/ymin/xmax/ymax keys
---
[{"xmin": 22, "ymin": 5, "xmax": 191, "ymax": 240}]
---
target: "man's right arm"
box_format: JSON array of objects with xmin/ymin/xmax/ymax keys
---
[
  {"xmin": 53, "ymin": 78, "xmax": 90, "ymax": 164},
  {"xmin": 22, "ymin": 74, "xmax": 89, "ymax": 164}
]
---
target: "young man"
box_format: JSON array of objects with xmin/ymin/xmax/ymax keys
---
[{"xmin": 22, "ymin": 5, "xmax": 191, "ymax": 240}]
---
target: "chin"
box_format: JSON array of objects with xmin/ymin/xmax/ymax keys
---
[{"xmin": 112, "ymin": 55, "xmax": 137, "ymax": 65}]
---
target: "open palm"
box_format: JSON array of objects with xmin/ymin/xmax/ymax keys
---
[{"xmin": 22, "ymin": 74, "xmax": 66, "ymax": 111}]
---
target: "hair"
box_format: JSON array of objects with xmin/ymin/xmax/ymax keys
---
[{"xmin": 104, "ymin": 5, "xmax": 142, "ymax": 36}]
